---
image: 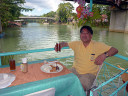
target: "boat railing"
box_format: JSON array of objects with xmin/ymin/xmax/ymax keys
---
[
  {"xmin": 0, "ymin": 47, "xmax": 70, "ymax": 66},
  {"xmin": 110, "ymin": 81, "xmax": 128, "ymax": 96},
  {"xmin": 0, "ymin": 47, "xmax": 128, "ymax": 96},
  {"xmin": 90, "ymin": 68, "xmax": 128, "ymax": 96},
  {"xmin": 90, "ymin": 56, "xmax": 128, "ymax": 96}
]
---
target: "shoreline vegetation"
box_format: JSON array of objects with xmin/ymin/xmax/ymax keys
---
[{"xmin": 0, "ymin": 1, "xmax": 110, "ymax": 31}]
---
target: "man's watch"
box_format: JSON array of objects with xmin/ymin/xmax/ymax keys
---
[{"xmin": 104, "ymin": 52, "xmax": 109, "ymax": 58}]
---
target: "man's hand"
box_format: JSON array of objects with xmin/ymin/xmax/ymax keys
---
[
  {"xmin": 54, "ymin": 42, "xmax": 69, "ymax": 52},
  {"xmin": 94, "ymin": 54, "xmax": 106, "ymax": 65},
  {"xmin": 54, "ymin": 43, "xmax": 61, "ymax": 52},
  {"xmin": 54, "ymin": 44, "xmax": 58, "ymax": 52},
  {"xmin": 94, "ymin": 47, "xmax": 118, "ymax": 65}
]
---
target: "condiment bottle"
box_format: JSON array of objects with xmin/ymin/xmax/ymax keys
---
[{"xmin": 20, "ymin": 58, "xmax": 28, "ymax": 73}]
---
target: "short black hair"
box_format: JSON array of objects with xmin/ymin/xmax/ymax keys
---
[{"xmin": 80, "ymin": 26, "xmax": 93, "ymax": 35}]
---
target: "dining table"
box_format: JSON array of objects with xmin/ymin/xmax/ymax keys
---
[{"xmin": 0, "ymin": 60, "xmax": 86, "ymax": 96}]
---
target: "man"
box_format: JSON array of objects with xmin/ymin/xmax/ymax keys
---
[{"xmin": 54, "ymin": 26, "xmax": 118, "ymax": 93}]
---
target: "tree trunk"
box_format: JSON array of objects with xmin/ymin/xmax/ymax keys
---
[{"xmin": 0, "ymin": 18, "xmax": 2, "ymax": 34}]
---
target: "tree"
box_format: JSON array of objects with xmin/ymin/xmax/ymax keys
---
[
  {"xmin": 42, "ymin": 11, "xmax": 56, "ymax": 17},
  {"xmin": 0, "ymin": 0, "xmax": 32, "ymax": 27},
  {"xmin": 56, "ymin": 2, "xmax": 74, "ymax": 23}
]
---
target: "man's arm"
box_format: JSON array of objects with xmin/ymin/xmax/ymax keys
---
[
  {"xmin": 54, "ymin": 42, "xmax": 69, "ymax": 52},
  {"xmin": 95, "ymin": 47, "xmax": 118, "ymax": 65}
]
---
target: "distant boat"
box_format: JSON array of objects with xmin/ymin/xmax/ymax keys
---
[
  {"xmin": 0, "ymin": 32, "xmax": 5, "ymax": 38},
  {"xmin": 117, "ymin": 65, "xmax": 128, "ymax": 92}
]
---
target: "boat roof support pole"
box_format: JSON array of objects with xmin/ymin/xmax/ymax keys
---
[{"xmin": 89, "ymin": 0, "xmax": 93, "ymax": 12}]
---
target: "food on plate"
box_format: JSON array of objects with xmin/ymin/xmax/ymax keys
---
[
  {"xmin": 56, "ymin": 66, "xmax": 59, "ymax": 70},
  {"xmin": 43, "ymin": 66, "xmax": 52, "ymax": 73},
  {"xmin": 50, "ymin": 65, "xmax": 59, "ymax": 72},
  {"xmin": 41, "ymin": 63, "xmax": 61, "ymax": 73}
]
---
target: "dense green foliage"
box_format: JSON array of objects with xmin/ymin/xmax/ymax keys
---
[
  {"xmin": 42, "ymin": 11, "xmax": 56, "ymax": 17},
  {"xmin": 0, "ymin": 1, "xmax": 110, "ymax": 27},
  {"xmin": 56, "ymin": 2, "xmax": 74, "ymax": 23},
  {"xmin": 92, "ymin": 4, "xmax": 110, "ymax": 26},
  {"xmin": 43, "ymin": 3, "xmax": 110, "ymax": 26},
  {"xmin": 0, "ymin": 0, "xmax": 32, "ymax": 27}
]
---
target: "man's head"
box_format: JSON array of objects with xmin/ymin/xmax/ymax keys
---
[
  {"xmin": 80, "ymin": 26, "xmax": 93, "ymax": 35},
  {"xmin": 80, "ymin": 26, "xmax": 93, "ymax": 43}
]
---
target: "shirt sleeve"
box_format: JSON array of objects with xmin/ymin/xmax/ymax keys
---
[
  {"xmin": 97, "ymin": 42, "xmax": 111, "ymax": 53},
  {"xmin": 68, "ymin": 41, "xmax": 78, "ymax": 51}
]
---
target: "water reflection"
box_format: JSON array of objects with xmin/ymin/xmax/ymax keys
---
[
  {"xmin": 0, "ymin": 27, "xmax": 22, "ymax": 52},
  {"xmin": 20, "ymin": 23, "xmax": 59, "ymax": 50}
]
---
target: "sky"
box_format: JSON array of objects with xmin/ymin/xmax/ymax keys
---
[{"xmin": 21, "ymin": 0, "xmax": 79, "ymax": 16}]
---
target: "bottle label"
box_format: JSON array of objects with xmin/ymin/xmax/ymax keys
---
[{"xmin": 20, "ymin": 64, "xmax": 24, "ymax": 71}]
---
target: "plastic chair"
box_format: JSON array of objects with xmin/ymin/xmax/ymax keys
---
[{"xmin": 24, "ymin": 88, "xmax": 55, "ymax": 96}]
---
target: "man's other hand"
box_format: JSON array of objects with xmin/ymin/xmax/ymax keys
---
[{"xmin": 94, "ymin": 54, "xmax": 106, "ymax": 65}]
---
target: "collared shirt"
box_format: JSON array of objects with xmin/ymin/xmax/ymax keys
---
[{"xmin": 68, "ymin": 40, "xmax": 111, "ymax": 75}]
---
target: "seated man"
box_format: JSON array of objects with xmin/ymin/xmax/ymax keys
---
[{"xmin": 54, "ymin": 26, "xmax": 118, "ymax": 94}]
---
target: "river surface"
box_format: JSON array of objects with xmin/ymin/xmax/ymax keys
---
[
  {"xmin": 1, "ymin": 23, "xmax": 128, "ymax": 67},
  {"xmin": 1, "ymin": 23, "xmax": 128, "ymax": 95}
]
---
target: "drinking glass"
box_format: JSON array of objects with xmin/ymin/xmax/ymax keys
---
[
  {"xmin": 9, "ymin": 59, "xmax": 16, "ymax": 71},
  {"xmin": 56, "ymin": 43, "xmax": 61, "ymax": 52}
]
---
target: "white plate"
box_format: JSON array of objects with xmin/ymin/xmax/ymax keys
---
[
  {"xmin": 40, "ymin": 63, "xmax": 63, "ymax": 73},
  {"xmin": 0, "ymin": 73, "xmax": 10, "ymax": 85},
  {"xmin": 0, "ymin": 73, "xmax": 16, "ymax": 89}
]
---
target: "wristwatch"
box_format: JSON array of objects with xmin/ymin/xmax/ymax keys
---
[{"xmin": 104, "ymin": 52, "xmax": 109, "ymax": 58}]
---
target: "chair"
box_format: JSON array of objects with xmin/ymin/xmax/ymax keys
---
[
  {"xmin": 24, "ymin": 88, "xmax": 55, "ymax": 96},
  {"xmin": 86, "ymin": 65, "xmax": 103, "ymax": 96}
]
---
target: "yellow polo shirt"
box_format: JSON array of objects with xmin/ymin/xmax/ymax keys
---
[{"xmin": 68, "ymin": 40, "xmax": 111, "ymax": 76}]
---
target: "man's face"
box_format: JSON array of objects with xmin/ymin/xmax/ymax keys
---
[{"xmin": 80, "ymin": 28, "xmax": 92, "ymax": 43}]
